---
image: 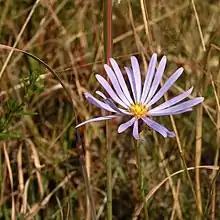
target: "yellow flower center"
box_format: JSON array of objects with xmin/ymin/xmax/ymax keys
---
[{"xmin": 130, "ymin": 104, "xmax": 148, "ymax": 119}]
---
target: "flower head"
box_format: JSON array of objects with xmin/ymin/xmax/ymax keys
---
[{"xmin": 76, "ymin": 54, "xmax": 204, "ymax": 140}]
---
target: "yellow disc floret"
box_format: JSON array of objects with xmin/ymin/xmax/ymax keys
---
[{"xmin": 130, "ymin": 104, "xmax": 148, "ymax": 119}]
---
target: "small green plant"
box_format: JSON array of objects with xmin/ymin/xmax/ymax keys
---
[{"xmin": 0, "ymin": 70, "xmax": 43, "ymax": 140}]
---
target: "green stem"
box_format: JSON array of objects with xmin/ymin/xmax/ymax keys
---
[
  {"xmin": 134, "ymin": 140, "xmax": 149, "ymax": 220},
  {"xmin": 106, "ymin": 121, "xmax": 112, "ymax": 220},
  {"xmin": 104, "ymin": 0, "xmax": 112, "ymax": 220}
]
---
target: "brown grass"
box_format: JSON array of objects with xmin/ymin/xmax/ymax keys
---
[{"xmin": 0, "ymin": 0, "xmax": 219, "ymax": 219}]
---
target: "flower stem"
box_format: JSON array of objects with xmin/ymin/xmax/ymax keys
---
[
  {"xmin": 134, "ymin": 140, "xmax": 149, "ymax": 220},
  {"xmin": 104, "ymin": 0, "xmax": 112, "ymax": 219},
  {"xmin": 106, "ymin": 121, "xmax": 112, "ymax": 220}
]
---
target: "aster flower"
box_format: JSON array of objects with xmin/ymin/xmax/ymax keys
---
[{"xmin": 76, "ymin": 54, "xmax": 204, "ymax": 140}]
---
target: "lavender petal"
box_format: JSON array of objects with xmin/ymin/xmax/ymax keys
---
[
  {"xmin": 75, "ymin": 115, "xmax": 120, "ymax": 128},
  {"xmin": 142, "ymin": 117, "xmax": 175, "ymax": 137},
  {"xmin": 131, "ymin": 56, "xmax": 142, "ymax": 102},
  {"xmin": 144, "ymin": 56, "xmax": 167, "ymax": 104},
  {"xmin": 104, "ymin": 64, "xmax": 131, "ymax": 106},
  {"xmin": 132, "ymin": 120, "xmax": 140, "ymax": 140},
  {"xmin": 118, "ymin": 117, "xmax": 136, "ymax": 133},
  {"xmin": 85, "ymin": 92, "xmax": 116, "ymax": 112},
  {"xmin": 96, "ymin": 74, "xmax": 129, "ymax": 109},
  {"xmin": 95, "ymin": 92, "xmax": 131, "ymax": 115},
  {"xmin": 151, "ymin": 87, "xmax": 193, "ymax": 112},
  {"xmin": 104, "ymin": 98, "xmax": 131, "ymax": 115},
  {"xmin": 96, "ymin": 91, "xmax": 107, "ymax": 99},
  {"xmin": 146, "ymin": 67, "xmax": 184, "ymax": 106},
  {"xmin": 125, "ymin": 67, "xmax": 137, "ymax": 102},
  {"xmin": 109, "ymin": 58, "xmax": 134, "ymax": 104},
  {"xmin": 150, "ymin": 97, "xmax": 204, "ymax": 114},
  {"xmin": 141, "ymin": 53, "xmax": 157, "ymax": 103},
  {"xmin": 148, "ymin": 108, "xmax": 193, "ymax": 116}
]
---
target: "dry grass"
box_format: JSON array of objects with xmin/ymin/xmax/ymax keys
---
[{"xmin": 0, "ymin": 0, "xmax": 219, "ymax": 219}]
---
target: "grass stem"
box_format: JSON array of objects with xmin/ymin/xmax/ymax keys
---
[
  {"xmin": 134, "ymin": 140, "xmax": 149, "ymax": 220},
  {"xmin": 104, "ymin": 0, "xmax": 113, "ymax": 219}
]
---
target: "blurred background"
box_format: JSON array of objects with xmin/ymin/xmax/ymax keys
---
[{"xmin": 0, "ymin": 0, "xmax": 219, "ymax": 219}]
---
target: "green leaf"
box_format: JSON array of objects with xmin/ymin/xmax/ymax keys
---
[{"xmin": 0, "ymin": 132, "xmax": 22, "ymax": 140}]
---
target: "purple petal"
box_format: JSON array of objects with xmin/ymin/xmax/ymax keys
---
[
  {"xmin": 95, "ymin": 92, "xmax": 131, "ymax": 115},
  {"xmin": 104, "ymin": 64, "xmax": 131, "ymax": 106},
  {"xmin": 140, "ymin": 54, "xmax": 157, "ymax": 103},
  {"xmin": 151, "ymin": 87, "xmax": 193, "ymax": 112},
  {"xmin": 109, "ymin": 58, "xmax": 134, "ymax": 104},
  {"xmin": 96, "ymin": 91, "xmax": 107, "ymax": 99},
  {"xmin": 75, "ymin": 115, "xmax": 120, "ymax": 128},
  {"xmin": 142, "ymin": 117, "xmax": 175, "ymax": 137},
  {"xmin": 104, "ymin": 98, "xmax": 131, "ymax": 115},
  {"xmin": 146, "ymin": 67, "xmax": 184, "ymax": 106},
  {"xmin": 125, "ymin": 67, "xmax": 137, "ymax": 102},
  {"xmin": 148, "ymin": 108, "xmax": 193, "ymax": 116},
  {"xmin": 96, "ymin": 74, "xmax": 129, "ymax": 109},
  {"xmin": 150, "ymin": 97, "xmax": 204, "ymax": 115},
  {"xmin": 131, "ymin": 56, "xmax": 142, "ymax": 102},
  {"xmin": 84, "ymin": 93, "xmax": 116, "ymax": 112},
  {"xmin": 132, "ymin": 120, "xmax": 140, "ymax": 140},
  {"xmin": 118, "ymin": 117, "xmax": 136, "ymax": 133},
  {"xmin": 144, "ymin": 56, "xmax": 167, "ymax": 104}
]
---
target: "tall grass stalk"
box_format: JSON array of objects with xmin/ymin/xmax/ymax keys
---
[
  {"xmin": 134, "ymin": 140, "xmax": 149, "ymax": 220},
  {"xmin": 169, "ymin": 117, "xmax": 200, "ymax": 214},
  {"xmin": 104, "ymin": 0, "xmax": 113, "ymax": 219}
]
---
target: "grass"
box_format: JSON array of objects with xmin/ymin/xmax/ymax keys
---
[{"xmin": 0, "ymin": 0, "xmax": 219, "ymax": 219}]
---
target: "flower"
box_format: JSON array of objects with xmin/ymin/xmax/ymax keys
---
[{"xmin": 76, "ymin": 54, "xmax": 204, "ymax": 140}]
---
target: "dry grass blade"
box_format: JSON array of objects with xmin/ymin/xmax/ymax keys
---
[
  {"xmin": 195, "ymin": 46, "xmax": 210, "ymax": 216},
  {"xmin": 195, "ymin": 75, "xmax": 204, "ymax": 216},
  {"xmin": 84, "ymin": 127, "xmax": 91, "ymax": 220},
  {"xmin": 26, "ymin": 139, "xmax": 44, "ymax": 199},
  {"xmin": 113, "ymin": 2, "xmax": 190, "ymax": 45},
  {"xmin": 169, "ymin": 99, "xmax": 198, "ymax": 214},
  {"xmin": 158, "ymin": 145, "xmax": 183, "ymax": 220},
  {"xmin": 21, "ymin": 178, "xmax": 31, "ymax": 214},
  {"xmin": 191, "ymin": 0, "xmax": 206, "ymax": 51},
  {"xmin": 128, "ymin": 0, "xmax": 149, "ymax": 59},
  {"xmin": 25, "ymin": 171, "xmax": 75, "ymax": 220},
  {"xmin": 139, "ymin": 0, "xmax": 153, "ymax": 53},
  {"xmin": 3, "ymin": 143, "xmax": 15, "ymax": 220},
  {"xmin": 17, "ymin": 143, "xmax": 24, "ymax": 195},
  {"xmin": 210, "ymin": 56, "xmax": 220, "ymax": 219},
  {"xmin": 132, "ymin": 166, "xmax": 219, "ymax": 220},
  {"xmin": 170, "ymin": 179, "xmax": 181, "ymax": 220},
  {"xmin": 0, "ymin": 0, "xmax": 41, "ymax": 79},
  {"xmin": 56, "ymin": 196, "xmax": 64, "ymax": 220}
]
